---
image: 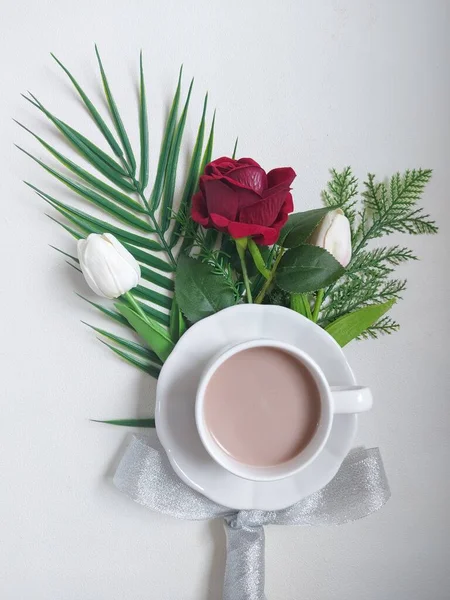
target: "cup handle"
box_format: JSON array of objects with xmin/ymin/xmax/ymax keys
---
[{"xmin": 331, "ymin": 386, "xmax": 373, "ymax": 414}]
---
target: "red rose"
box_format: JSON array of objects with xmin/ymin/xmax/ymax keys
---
[{"xmin": 191, "ymin": 157, "xmax": 296, "ymax": 245}]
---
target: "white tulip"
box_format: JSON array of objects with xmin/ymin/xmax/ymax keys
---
[
  {"xmin": 77, "ymin": 233, "xmax": 141, "ymax": 299},
  {"xmin": 310, "ymin": 209, "xmax": 352, "ymax": 267}
]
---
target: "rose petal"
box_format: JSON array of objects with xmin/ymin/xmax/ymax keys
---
[
  {"xmin": 239, "ymin": 191, "xmax": 288, "ymax": 226},
  {"xmin": 227, "ymin": 221, "xmax": 280, "ymax": 245},
  {"xmin": 267, "ymin": 167, "xmax": 296, "ymax": 189},
  {"xmin": 202, "ymin": 178, "xmax": 239, "ymax": 221},
  {"xmin": 227, "ymin": 165, "xmax": 268, "ymax": 194},
  {"xmin": 191, "ymin": 192, "xmax": 210, "ymax": 226},
  {"xmin": 206, "ymin": 157, "xmax": 238, "ymax": 176},
  {"xmin": 236, "ymin": 157, "xmax": 262, "ymax": 169},
  {"xmin": 209, "ymin": 213, "xmax": 231, "ymax": 233}
]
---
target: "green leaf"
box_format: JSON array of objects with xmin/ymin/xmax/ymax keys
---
[
  {"xmin": 150, "ymin": 66, "xmax": 182, "ymax": 210},
  {"xmin": 76, "ymin": 294, "xmax": 130, "ymax": 327},
  {"xmin": 50, "ymin": 53, "xmax": 123, "ymax": 158},
  {"xmin": 138, "ymin": 302, "xmax": 170, "ymax": 327},
  {"xmin": 199, "ymin": 109, "xmax": 215, "ymax": 175},
  {"xmin": 95, "ymin": 45, "xmax": 136, "ymax": 173},
  {"xmin": 160, "ymin": 78, "xmax": 194, "ymax": 231},
  {"xmin": 169, "ymin": 298, "xmax": 187, "ymax": 343},
  {"xmin": 15, "ymin": 121, "xmax": 144, "ymax": 212},
  {"xmin": 290, "ymin": 293, "xmax": 312, "ymax": 320},
  {"xmin": 170, "ymin": 93, "xmax": 208, "ymax": 246},
  {"xmin": 140, "ymin": 265, "xmax": 174, "ymax": 291},
  {"xmin": 24, "ymin": 93, "xmax": 132, "ymax": 184},
  {"xmin": 33, "ymin": 187, "xmax": 161, "ymax": 250},
  {"xmin": 248, "ymin": 238, "xmax": 270, "ymax": 279},
  {"xmin": 121, "ymin": 243, "xmax": 174, "ymax": 273},
  {"xmin": 279, "ymin": 208, "xmax": 332, "ymax": 248},
  {"xmin": 232, "ymin": 137, "xmax": 238, "ymax": 160},
  {"xmin": 276, "ymin": 245, "xmax": 345, "ymax": 293},
  {"xmin": 322, "ymin": 167, "xmax": 359, "ymax": 225},
  {"xmin": 116, "ymin": 303, "xmax": 174, "ymax": 362},
  {"xmin": 101, "ymin": 341, "xmax": 161, "ymax": 377},
  {"xmin": 133, "ymin": 285, "xmax": 172, "ymax": 309},
  {"xmin": 66, "ymin": 261, "xmax": 81, "ymax": 273},
  {"xmin": 175, "ymin": 253, "xmax": 237, "ymax": 323},
  {"xmin": 204, "ymin": 229, "xmax": 218, "ymax": 250},
  {"xmin": 91, "ymin": 418, "xmax": 155, "ymax": 427},
  {"xmin": 138, "ymin": 52, "xmax": 149, "ymax": 191},
  {"xmin": 22, "ymin": 167, "xmax": 153, "ymax": 233},
  {"xmin": 83, "ymin": 321, "xmax": 162, "ymax": 364},
  {"xmin": 50, "ymin": 245, "xmax": 78, "ymax": 263},
  {"xmin": 325, "ymin": 299, "xmax": 396, "ymax": 347},
  {"xmin": 47, "ymin": 214, "xmax": 83, "ymax": 239}
]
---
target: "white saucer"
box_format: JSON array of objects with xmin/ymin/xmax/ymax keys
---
[{"xmin": 155, "ymin": 304, "xmax": 357, "ymax": 510}]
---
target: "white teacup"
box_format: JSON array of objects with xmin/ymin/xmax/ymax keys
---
[{"xmin": 195, "ymin": 339, "xmax": 372, "ymax": 482}]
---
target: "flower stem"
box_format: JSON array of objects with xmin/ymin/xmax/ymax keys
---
[
  {"xmin": 235, "ymin": 238, "xmax": 253, "ymax": 303},
  {"xmin": 123, "ymin": 291, "xmax": 148, "ymax": 321},
  {"xmin": 121, "ymin": 159, "xmax": 177, "ymax": 269},
  {"xmin": 312, "ymin": 289, "xmax": 324, "ymax": 323},
  {"xmin": 290, "ymin": 293, "xmax": 312, "ymax": 320},
  {"xmin": 255, "ymin": 247, "xmax": 285, "ymax": 304},
  {"xmin": 247, "ymin": 238, "xmax": 270, "ymax": 279}
]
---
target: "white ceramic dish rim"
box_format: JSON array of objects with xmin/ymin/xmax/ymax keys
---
[{"xmin": 155, "ymin": 304, "xmax": 358, "ymax": 510}]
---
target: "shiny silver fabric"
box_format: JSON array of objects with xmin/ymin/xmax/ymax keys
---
[{"xmin": 114, "ymin": 436, "xmax": 390, "ymax": 600}]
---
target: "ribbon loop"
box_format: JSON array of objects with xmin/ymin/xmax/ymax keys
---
[{"xmin": 113, "ymin": 435, "xmax": 390, "ymax": 600}]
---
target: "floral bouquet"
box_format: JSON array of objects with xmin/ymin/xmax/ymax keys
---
[{"xmin": 18, "ymin": 49, "xmax": 437, "ymax": 599}]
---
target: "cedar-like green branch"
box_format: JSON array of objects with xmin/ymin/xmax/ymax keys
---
[{"xmin": 320, "ymin": 168, "xmax": 436, "ymax": 336}]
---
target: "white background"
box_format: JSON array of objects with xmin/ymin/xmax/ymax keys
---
[{"xmin": 1, "ymin": 1, "xmax": 449, "ymax": 598}]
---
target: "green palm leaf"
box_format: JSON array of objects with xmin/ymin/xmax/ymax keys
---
[
  {"xmin": 50, "ymin": 53, "xmax": 123, "ymax": 158},
  {"xmin": 77, "ymin": 294, "xmax": 133, "ymax": 327},
  {"xmin": 150, "ymin": 67, "xmax": 182, "ymax": 210},
  {"xmin": 50, "ymin": 245, "xmax": 78, "ymax": 263},
  {"xmin": 47, "ymin": 214, "xmax": 83, "ymax": 239},
  {"xmin": 170, "ymin": 93, "xmax": 208, "ymax": 247},
  {"xmin": 92, "ymin": 418, "xmax": 155, "ymax": 427},
  {"xmin": 232, "ymin": 136, "xmax": 238, "ymax": 159},
  {"xmin": 138, "ymin": 302, "xmax": 170, "ymax": 326},
  {"xmin": 21, "ymin": 158, "xmax": 152, "ymax": 232},
  {"xmin": 200, "ymin": 110, "xmax": 215, "ymax": 174},
  {"xmin": 121, "ymin": 243, "xmax": 174, "ymax": 272},
  {"xmin": 15, "ymin": 121, "xmax": 143, "ymax": 212},
  {"xmin": 95, "ymin": 45, "xmax": 136, "ymax": 174},
  {"xmin": 138, "ymin": 52, "xmax": 149, "ymax": 191},
  {"xmin": 82, "ymin": 321, "xmax": 162, "ymax": 364},
  {"xmin": 134, "ymin": 285, "xmax": 172, "ymax": 309},
  {"xmin": 23, "ymin": 94, "xmax": 133, "ymax": 189},
  {"xmin": 99, "ymin": 341, "xmax": 161, "ymax": 377},
  {"xmin": 160, "ymin": 78, "xmax": 194, "ymax": 232},
  {"xmin": 140, "ymin": 265, "xmax": 174, "ymax": 291},
  {"xmin": 32, "ymin": 187, "xmax": 161, "ymax": 250},
  {"xmin": 21, "ymin": 52, "xmax": 218, "ymax": 377}
]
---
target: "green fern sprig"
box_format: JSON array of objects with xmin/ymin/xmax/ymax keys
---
[
  {"xmin": 320, "ymin": 168, "xmax": 436, "ymax": 337},
  {"xmin": 322, "ymin": 166, "xmax": 359, "ymax": 227},
  {"xmin": 358, "ymin": 315, "xmax": 400, "ymax": 340}
]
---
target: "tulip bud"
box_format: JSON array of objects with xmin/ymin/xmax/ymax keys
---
[
  {"xmin": 77, "ymin": 233, "xmax": 141, "ymax": 299},
  {"xmin": 310, "ymin": 209, "xmax": 352, "ymax": 267}
]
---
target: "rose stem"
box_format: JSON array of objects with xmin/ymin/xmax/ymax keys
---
[
  {"xmin": 255, "ymin": 247, "xmax": 285, "ymax": 304},
  {"xmin": 311, "ymin": 289, "xmax": 324, "ymax": 323},
  {"xmin": 235, "ymin": 238, "xmax": 253, "ymax": 303},
  {"xmin": 122, "ymin": 291, "xmax": 149, "ymax": 321},
  {"xmin": 247, "ymin": 238, "xmax": 270, "ymax": 279}
]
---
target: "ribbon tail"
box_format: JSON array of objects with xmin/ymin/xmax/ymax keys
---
[{"xmin": 223, "ymin": 517, "xmax": 266, "ymax": 600}]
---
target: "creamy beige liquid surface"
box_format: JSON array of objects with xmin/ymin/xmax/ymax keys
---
[{"xmin": 203, "ymin": 347, "xmax": 321, "ymax": 467}]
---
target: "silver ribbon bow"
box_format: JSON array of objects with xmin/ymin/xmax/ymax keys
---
[{"xmin": 114, "ymin": 435, "xmax": 390, "ymax": 600}]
